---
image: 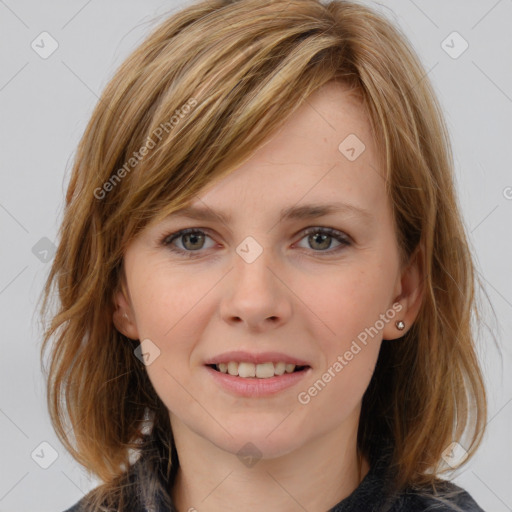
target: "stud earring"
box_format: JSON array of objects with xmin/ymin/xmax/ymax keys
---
[{"xmin": 395, "ymin": 320, "xmax": 405, "ymax": 330}]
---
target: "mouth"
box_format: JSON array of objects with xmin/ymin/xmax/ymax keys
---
[
  {"xmin": 206, "ymin": 362, "xmax": 310, "ymax": 379},
  {"xmin": 204, "ymin": 361, "xmax": 313, "ymax": 397}
]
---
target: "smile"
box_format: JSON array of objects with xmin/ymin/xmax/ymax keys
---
[
  {"xmin": 205, "ymin": 364, "xmax": 312, "ymax": 397},
  {"xmin": 210, "ymin": 361, "xmax": 309, "ymax": 379}
]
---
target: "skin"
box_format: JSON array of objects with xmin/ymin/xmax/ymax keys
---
[{"xmin": 113, "ymin": 81, "xmax": 424, "ymax": 512}]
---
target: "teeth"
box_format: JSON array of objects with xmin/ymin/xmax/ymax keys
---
[
  {"xmin": 227, "ymin": 361, "xmax": 238, "ymax": 376},
  {"xmin": 215, "ymin": 361, "xmax": 301, "ymax": 378},
  {"xmin": 285, "ymin": 363, "xmax": 295, "ymax": 373},
  {"xmin": 238, "ymin": 362, "xmax": 256, "ymax": 378},
  {"xmin": 274, "ymin": 362, "xmax": 286, "ymax": 376},
  {"xmin": 256, "ymin": 362, "xmax": 274, "ymax": 378}
]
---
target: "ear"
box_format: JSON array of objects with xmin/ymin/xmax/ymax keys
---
[
  {"xmin": 112, "ymin": 271, "xmax": 140, "ymax": 340},
  {"xmin": 383, "ymin": 242, "xmax": 424, "ymax": 341}
]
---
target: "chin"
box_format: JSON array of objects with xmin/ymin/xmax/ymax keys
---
[{"xmin": 209, "ymin": 422, "xmax": 305, "ymax": 460}]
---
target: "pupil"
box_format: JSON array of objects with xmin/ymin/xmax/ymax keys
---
[
  {"xmin": 311, "ymin": 233, "xmax": 329, "ymax": 250},
  {"xmin": 186, "ymin": 233, "xmax": 203, "ymax": 249}
]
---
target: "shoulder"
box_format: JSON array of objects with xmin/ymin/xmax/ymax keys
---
[
  {"xmin": 393, "ymin": 480, "xmax": 486, "ymax": 512},
  {"xmin": 61, "ymin": 490, "xmax": 112, "ymax": 512},
  {"xmin": 61, "ymin": 496, "xmax": 87, "ymax": 512},
  {"xmin": 328, "ymin": 464, "xmax": 485, "ymax": 512}
]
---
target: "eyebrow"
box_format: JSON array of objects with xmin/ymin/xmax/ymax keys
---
[{"xmin": 168, "ymin": 202, "xmax": 373, "ymax": 225}]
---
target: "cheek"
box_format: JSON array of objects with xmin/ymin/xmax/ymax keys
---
[
  {"xmin": 303, "ymin": 261, "xmax": 394, "ymax": 345},
  {"xmin": 297, "ymin": 257, "xmax": 394, "ymax": 401},
  {"xmin": 129, "ymin": 261, "xmax": 216, "ymax": 340},
  {"xmin": 128, "ymin": 265, "xmax": 215, "ymax": 407},
  {"xmin": 300, "ymin": 346, "xmax": 380, "ymax": 431}
]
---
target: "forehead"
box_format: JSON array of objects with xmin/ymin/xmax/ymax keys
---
[{"xmin": 190, "ymin": 81, "xmax": 386, "ymax": 220}]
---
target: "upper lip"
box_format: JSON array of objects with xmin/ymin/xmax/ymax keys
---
[{"xmin": 204, "ymin": 350, "xmax": 311, "ymax": 367}]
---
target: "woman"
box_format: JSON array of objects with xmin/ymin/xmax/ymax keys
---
[{"xmin": 40, "ymin": 0, "xmax": 487, "ymax": 510}]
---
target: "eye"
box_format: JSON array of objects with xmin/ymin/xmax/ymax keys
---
[
  {"xmin": 159, "ymin": 226, "xmax": 351, "ymax": 258},
  {"xmin": 294, "ymin": 227, "xmax": 351, "ymax": 254},
  {"xmin": 160, "ymin": 228, "xmax": 215, "ymax": 257}
]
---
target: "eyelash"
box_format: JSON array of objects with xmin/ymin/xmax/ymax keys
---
[{"xmin": 159, "ymin": 227, "xmax": 352, "ymax": 259}]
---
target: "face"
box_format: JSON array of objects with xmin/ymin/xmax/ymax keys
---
[{"xmin": 114, "ymin": 81, "xmax": 422, "ymax": 460}]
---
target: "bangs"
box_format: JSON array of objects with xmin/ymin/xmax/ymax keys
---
[{"xmin": 96, "ymin": 4, "xmax": 351, "ymax": 235}]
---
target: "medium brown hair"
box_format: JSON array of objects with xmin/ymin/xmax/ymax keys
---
[{"xmin": 39, "ymin": 0, "xmax": 487, "ymax": 509}]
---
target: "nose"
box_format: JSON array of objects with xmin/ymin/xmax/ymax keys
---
[{"xmin": 219, "ymin": 239, "xmax": 293, "ymax": 332}]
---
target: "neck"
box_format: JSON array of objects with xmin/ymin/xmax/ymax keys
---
[{"xmin": 170, "ymin": 419, "xmax": 370, "ymax": 512}]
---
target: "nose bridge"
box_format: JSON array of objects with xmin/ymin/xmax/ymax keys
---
[
  {"xmin": 220, "ymin": 234, "xmax": 291, "ymax": 327},
  {"xmin": 233, "ymin": 234, "xmax": 278, "ymax": 297}
]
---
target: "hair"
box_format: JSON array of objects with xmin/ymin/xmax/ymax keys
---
[{"xmin": 39, "ymin": 0, "xmax": 488, "ymax": 510}]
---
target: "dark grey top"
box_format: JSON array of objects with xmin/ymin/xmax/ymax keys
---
[{"xmin": 63, "ymin": 441, "xmax": 485, "ymax": 512}]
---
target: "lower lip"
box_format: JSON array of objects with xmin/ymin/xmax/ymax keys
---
[{"xmin": 204, "ymin": 365, "xmax": 312, "ymax": 397}]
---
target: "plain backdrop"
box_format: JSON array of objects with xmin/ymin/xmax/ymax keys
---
[{"xmin": 0, "ymin": 1, "xmax": 511, "ymax": 511}]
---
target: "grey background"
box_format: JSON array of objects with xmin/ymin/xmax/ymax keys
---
[{"xmin": 0, "ymin": 1, "xmax": 511, "ymax": 511}]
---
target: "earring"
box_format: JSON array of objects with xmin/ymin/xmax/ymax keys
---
[
  {"xmin": 123, "ymin": 312, "xmax": 129, "ymax": 320},
  {"xmin": 395, "ymin": 320, "xmax": 405, "ymax": 330}
]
